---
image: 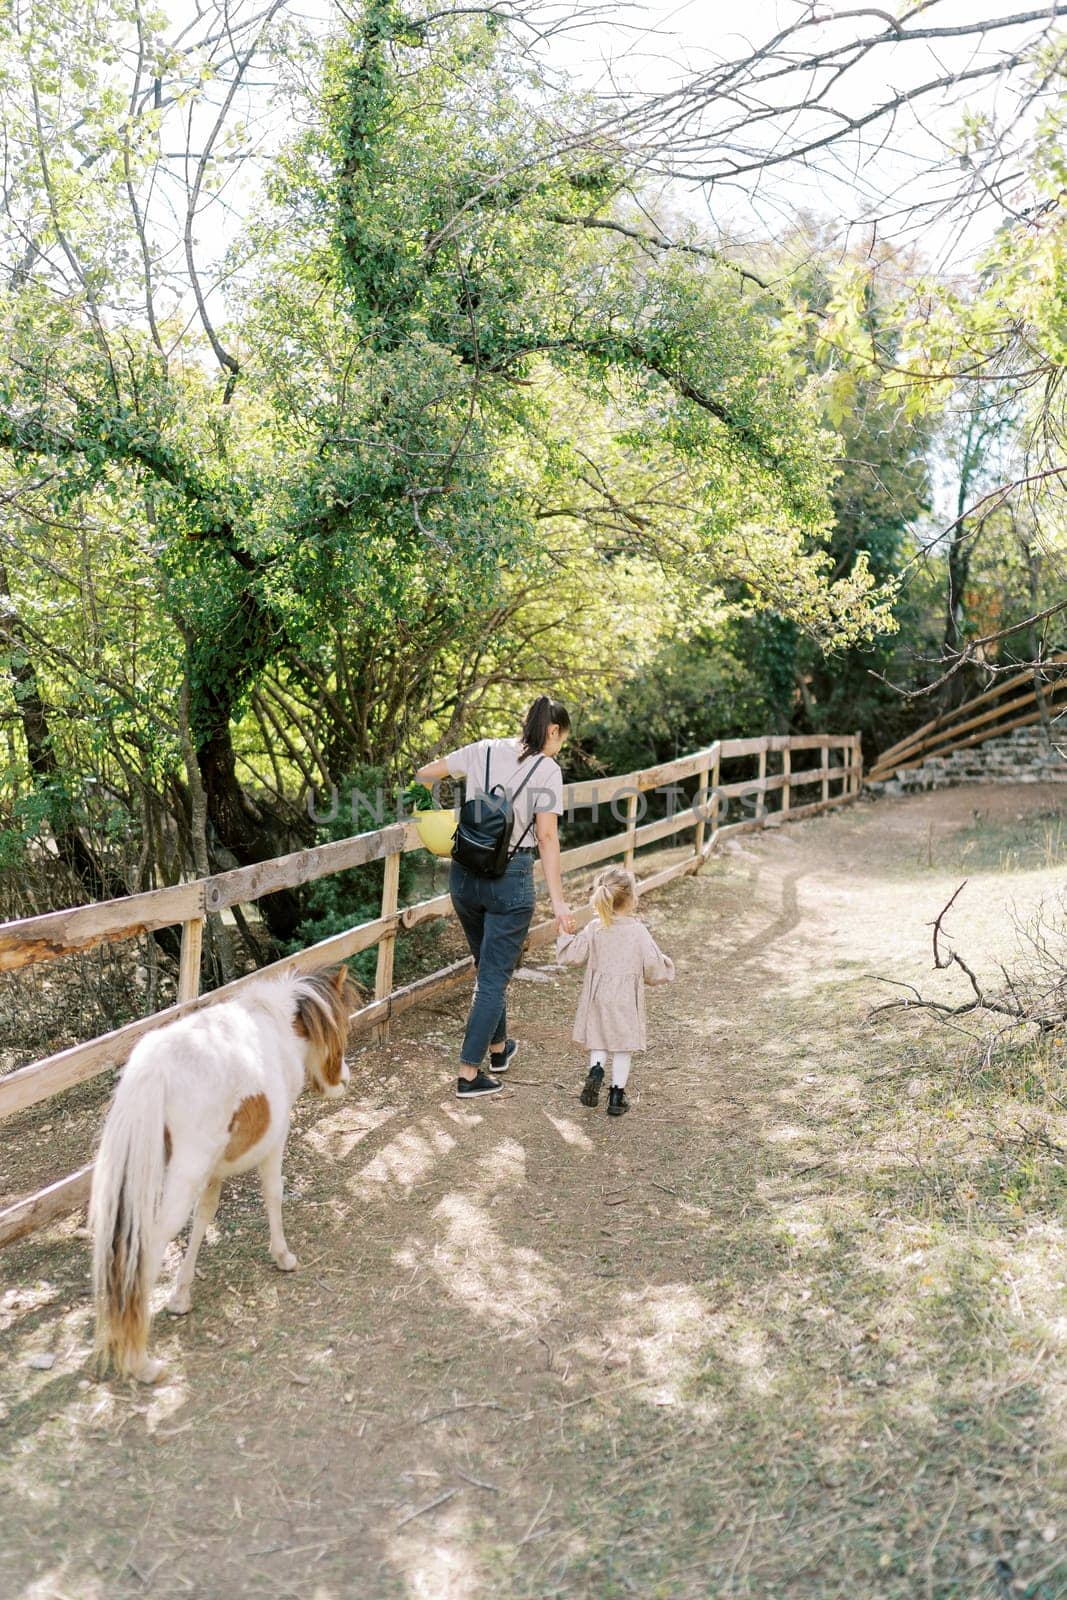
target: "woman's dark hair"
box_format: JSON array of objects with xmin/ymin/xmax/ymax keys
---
[{"xmin": 520, "ymin": 695, "xmax": 570, "ymax": 758}]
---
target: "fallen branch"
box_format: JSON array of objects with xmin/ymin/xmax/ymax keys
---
[
  {"xmin": 869, "ymin": 888, "xmax": 1067, "ymax": 1040},
  {"xmin": 395, "ymin": 1489, "xmax": 458, "ymax": 1529}
]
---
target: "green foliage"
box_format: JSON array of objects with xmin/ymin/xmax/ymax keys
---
[
  {"xmin": 402, "ymin": 782, "xmax": 435, "ymax": 813},
  {"xmin": 575, "ymin": 620, "xmax": 789, "ymax": 781},
  {"xmin": 0, "ymin": 0, "xmax": 906, "ymax": 917},
  {"xmin": 285, "ymin": 766, "xmax": 422, "ymax": 985}
]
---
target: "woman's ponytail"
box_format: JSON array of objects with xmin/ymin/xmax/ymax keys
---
[{"xmin": 520, "ymin": 694, "xmax": 570, "ymax": 758}]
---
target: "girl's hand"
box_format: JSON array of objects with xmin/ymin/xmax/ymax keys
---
[{"xmin": 553, "ymin": 901, "xmax": 575, "ymax": 936}]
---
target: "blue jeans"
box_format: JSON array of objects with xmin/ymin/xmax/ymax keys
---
[{"xmin": 450, "ymin": 854, "xmax": 536, "ymax": 1068}]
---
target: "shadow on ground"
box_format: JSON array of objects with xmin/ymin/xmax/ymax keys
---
[{"xmin": 2, "ymin": 785, "xmax": 1067, "ymax": 1599}]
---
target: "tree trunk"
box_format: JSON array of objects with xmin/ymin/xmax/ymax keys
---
[
  {"xmin": 195, "ymin": 677, "xmax": 309, "ymax": 940},
  {"xmin": 0, "ymin": 560, "xmax": 129, "ymax": 903}
]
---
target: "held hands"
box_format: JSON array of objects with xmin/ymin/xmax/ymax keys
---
[{"xmin": 553, "ymin": 901, "xmax": 576, "ymax": 936}]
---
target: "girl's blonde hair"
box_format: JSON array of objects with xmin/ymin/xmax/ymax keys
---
[{"xmin": 591, "ymin": 866, "xmax": 637, "ymax": 927}]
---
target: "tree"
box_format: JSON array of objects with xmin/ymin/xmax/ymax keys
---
[{"xmin": 0, "ymin": 0, "xmax": 897, "ymax": 932}]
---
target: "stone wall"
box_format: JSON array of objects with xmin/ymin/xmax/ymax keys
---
[{"xmin": 869, "ymin": 726, "xmax": 1067, "ymax": 796}]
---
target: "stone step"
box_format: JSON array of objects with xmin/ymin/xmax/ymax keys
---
[{"xmin": 875, "ymin": 723, "xmax": 1067, "ymax": 794}]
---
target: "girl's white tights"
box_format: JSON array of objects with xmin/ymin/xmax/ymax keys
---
[{"xmin": 590, "ymin": 1050, "xmax": 632, "ymax": 1089}]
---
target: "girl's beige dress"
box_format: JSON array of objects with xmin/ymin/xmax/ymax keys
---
[{"xmin": 556, "ymin": 917, "xmax": 675, "ymax": 1052}]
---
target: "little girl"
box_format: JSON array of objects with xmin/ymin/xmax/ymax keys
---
[{"xmin": 556, "ymin": 866, "xmax": 675, "ymax": 1116}]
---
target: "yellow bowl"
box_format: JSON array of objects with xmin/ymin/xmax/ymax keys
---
[{"xmin": 413, "ymin": 809, "xmax": 457, "ymax": 857}]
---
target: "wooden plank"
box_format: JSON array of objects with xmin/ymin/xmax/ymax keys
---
[
  {"xmin": 634, "ymin": 745, "xmax": 720, "ymax": 791},
  {"xmin": 0, "ymin": 911, "xmax": 397, "ymax": 1123},
  {"xmin": 781, "ymin": 764, "xmax": 840, "ymax": 788},
  {"xmin": 400, "ymin": 892, "xmax": 452, "ymax": 929},
  {"xmin": 892, "ymin": 704, "xmax": 1059, "ymax": 767},
  {"xmin": 716, "ymin": 773, "xmax": 789, "ymax": 800},
  {"xmin": 563, "ymin": 772, "xmax": 639, "ymax": 809},
  {"xmin": 373, "ymin": 851, "xmax": 402, "ymax": 1044},
  {"xmin": 623, "ymin": 790, "xmax": 639, "ymax": 871},
  {"xmin": 718, "ymin": 735, "xmax": 768, "ymax": 759},
  {"xmin": 698, "ymin": 746, "xmax": 721, "ymax": 874},
  {"xmin": 0, "ymin": 881, "xmax": 204, "ymax": 974},
  {"xmin": 694, "ymin": 761, "xmax": 711, "ymax": 856},
  {"xmin": 554, "ymin": 831, "xmax": 631, "ymax": 876},
  {"xmin": 632, "ymin": 809, "xmax": 699, "ymax": 850},
  {"xmin": 721, "ymin": 733, "xmax": 830, "ymax": 758},
  {"xmin": 177, "ymin": 918, "xmax": 203, "ymax": 1003},
  {"xmin": 347, "ymin": 956, "xmax": 475, "ymax": 1033},
  {"xmin": 757, "ymin": 743, "xmax": 768, "ymax": 820},
  {"xmin": 205, "ymin": 821, "xmax": 414, "ymax": 913},
  {"xmin": 564, "ymin": 746, "xmax": 720, "ymax": 809},
  {"xmin": 873, "ymin": 654, "xmax": 1067, "ymax": 769},
  {"xmin": 0, "ymin": 1164, "xmax": 93, "ymax": 1248},
  {"xmin": 0, "ymin": 820, "xmax": 425, "ymax": 974},
  {"xmin": 868, "ymin": 677, "xmax": 1067, "ymax": 779},
  {"xmin": 869, "ymin": 685, "xmax": 1049, "ymax": 777}
]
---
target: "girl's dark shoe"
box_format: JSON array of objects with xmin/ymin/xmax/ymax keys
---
[
  {"xmin": 607, "ymin": 1086, "xmax": 629, "ymax": 1117},
  {"xmin": 580, "ymin": 1063, "xmax": 604, "ymax": 1107}
]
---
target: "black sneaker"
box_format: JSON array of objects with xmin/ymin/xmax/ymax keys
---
[
  {"xmin": 457, "ymin": 1070, "xmax": 503, "ymax": 1098},
  {"xmin": 607, "ymin": 1086, "xmax": 630, "ymax": 1117},
  {"xmin": 487, "ymin": 1038, "xmax": 519, "ymax": 1074},
  {"xmin": 580, "ymin": 1064, "xmax": 605, "ymax": 1107}
]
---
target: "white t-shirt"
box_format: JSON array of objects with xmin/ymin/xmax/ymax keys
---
[{"xmin": 445, "ymin": 737, "xmax": 564, "ymax": 850}]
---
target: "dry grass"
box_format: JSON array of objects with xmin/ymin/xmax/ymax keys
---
[{"xmin": 1, "ymin": 783, "xmax": 1066, "ymax": 1599}]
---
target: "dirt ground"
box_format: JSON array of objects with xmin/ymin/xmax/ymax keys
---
[{"xmin": 3, "ymin": 783, "xmax": 1067, "ymax": 1599}]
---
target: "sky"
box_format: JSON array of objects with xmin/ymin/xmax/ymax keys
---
[
  {"xmin": 159, "ymin": 0, "xmax": 1059, "ymax": 316},
  {"xmin": 542, "ymin": 0, "xmax": 1055, "ymax": 271}
]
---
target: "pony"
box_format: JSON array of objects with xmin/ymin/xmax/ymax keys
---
[{"xmin": 90, "ymin": 966, "xmax": 354, "ymax": 1383}]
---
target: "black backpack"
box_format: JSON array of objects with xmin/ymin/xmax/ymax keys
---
[{"xmin": 451, "ymin": 746, "xmax": 544, "ymax": 879}]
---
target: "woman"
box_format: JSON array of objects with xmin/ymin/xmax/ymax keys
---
[{"xmin": 415, "ymin": 696, "xmax": 576, "ymax": 1097}]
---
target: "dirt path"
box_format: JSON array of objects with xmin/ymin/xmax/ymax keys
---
[{"xmin": 3, "ymin": 785, "xmax": 1067, "ymax": 1599}]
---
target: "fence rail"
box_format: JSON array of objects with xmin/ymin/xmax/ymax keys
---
[
  {"xmin": 868, "ymin": 656, "xmax": 1067, "ymax": 783},
  {"xmin": 0, "ymin": 731, "xmax": 861, "ymax": 1249}
]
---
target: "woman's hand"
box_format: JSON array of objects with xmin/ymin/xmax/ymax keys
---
[{"xmin": 553, "ymin": 900, "xmax": 575, "ymax": 936}]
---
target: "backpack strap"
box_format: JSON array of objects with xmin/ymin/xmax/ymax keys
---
[
  {"xmin": 510, "ymin": 753, "xmax": 544, "ymax": 802},
  {"xmin": 507, "ymin": 754, "xmax": 546, "ymax": 855}
]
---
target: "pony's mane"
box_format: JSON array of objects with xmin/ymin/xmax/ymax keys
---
[{"xmin": 289, "ymin": 969, "xmax": 353, "ymax": 1070}]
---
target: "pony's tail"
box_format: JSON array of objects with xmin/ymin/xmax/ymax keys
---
[{"xmin": 89, "ymin": 1064, "xmax": 167, "ymax": 1377}]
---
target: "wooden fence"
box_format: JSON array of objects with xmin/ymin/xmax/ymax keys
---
[
  {"xmin": 0, "ymin": 732, "xmax": 861, "ymax": 1250},
  {"xmin": 868, "ymin": 655, "xmax": 1067, "ymax": 783}
]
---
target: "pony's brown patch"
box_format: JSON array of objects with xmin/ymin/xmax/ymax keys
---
[
  {"xmin": 294, "ymin": 968, "xmax": 354, "ymax": 1092},
  {"xmin": 163, "ymin": 1126, "xmax": 172, "ymax": 1164},
  {"xmin": 224, "ymin": 1094, "xmax": 271, "ymax": 1160}
]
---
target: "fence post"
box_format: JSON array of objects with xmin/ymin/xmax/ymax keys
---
[
  {"xmin": 694, "ymin": 757, "xmax": 711, "ymax": 857},
  {"xmin": 623, "ymin": 788, "xmax": 639, "ymax": 871},
  {"xmin": 781, "ymin": 742, "xmax": 791, "ymax": 818},
  {"xmin": 178, "ymin": 918, "xmax": 204, "ymax": 1002},
  {"xmin": 756, "ymin": 739, "xmax": 768, "ymax": 821},
  {"xmin": 821, "ymin": 736, "xmax": 830, "ymax": 808},
  {"xmin": 709, "ymin": 745, "xmax": 721, "ymax": 847},
  {"xmin": 374, "ymin": 849, "xmax": 402, "ymax": 1044},
  {"xmin": 853, "ymin": 730, "xmax": 863, "ymax": 795}
]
